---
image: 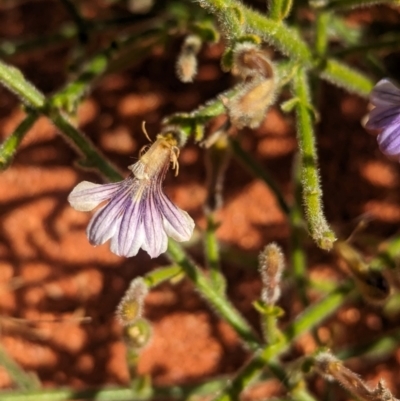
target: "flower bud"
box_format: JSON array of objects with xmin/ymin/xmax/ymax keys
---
[
  {"xmin": 123, "ymin": 318, "xmax": 153, "ymax": 350},
  {"xmin": 259, "ymin": 242, "xmax": 285, "ymax": 305},
  {"xmin": 116, "ymin": 277, "xmax": 148, "ymax": 326},
  {"xmin": 176, "ymin": 35, "xmax": 202, "ymax": 83}
]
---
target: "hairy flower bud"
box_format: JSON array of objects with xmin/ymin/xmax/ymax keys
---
[
  {"xmin": 116, "ymin": 277, "xmax": 148, "ymax": 326},
  {"xmin": 176, "ymin": 35, "xmax": 202, "ymax": 83},
  {"xmin": 259, "ymin": 242, "xmax": 285, "ymax": 305}
]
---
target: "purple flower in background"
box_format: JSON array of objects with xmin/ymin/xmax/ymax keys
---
[
  {"xmin": 366, "ymin": 78, "xmax": 400, "ymax": 160},
  {"xmin": 68, "ymin": 134, "xmax": 195, "ymax": 258}
]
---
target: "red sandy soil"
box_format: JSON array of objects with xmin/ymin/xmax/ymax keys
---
[{"xmin": 1, "ymin": 1, "xmax": 400, "ymax": 400}]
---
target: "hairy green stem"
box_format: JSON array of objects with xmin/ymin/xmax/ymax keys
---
[
  {"xmin": 268, "ymin": 0, "xmax": 293, "ymax": 20},
  {"xmin": 0, "ymin": 112, "xmax": 39, "ymax": 169},
  {"xmin": 292, "ymin": 68, "xmax": 336, "ymax": 251},
  {"xmin": 314, "ymin": 11, "xmax": 330, "ymax": 57},
  {"xmin": 289, "ymin": 173, "xmax": 308, "ymax": 301}
]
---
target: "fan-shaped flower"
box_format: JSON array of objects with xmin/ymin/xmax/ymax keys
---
[
  {"xmin": 68, "ymin": 133, "xmax": 195, "ymax": 258},
  {"xmin": 366, "ymin": 78, "xmax": 400, "ymax": 161}
]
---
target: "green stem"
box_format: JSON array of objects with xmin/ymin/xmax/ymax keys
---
[
  {"xmin": 292, "ymin": 68, "xmax": 336, "ymax": 251},
  {"xmin": 59, "ymin": 0, "xmax": 89, "ymax": 43},
  {"xmin": 51, "ymin": 112, "xmax": 122, "ymax": 181},
  {"xmin": 0, "ymin": 112, "xmax": 39, "ymax": 169},
  {"xmin": 268, "ymin": 0, "xmax": 284, "ymax": 20},
  {"xmin": 0, "ymin": 346, "xmax": 40, "ymax": 390},
  {"xmin": 0, "ymin": 61, "xmax": 46, "ymax": 109},
  {"xmin": 229, "ymin": 137, "xmax": 290, "ymax": 217},
  {"xmin": 290, "ymin": 206, "xmax": 308, "ymax": 305},
  {"xmin": 333, "ymin": 38, "xmax": 400, "ymax": 57},
  {"xmin": 143, "ymin": 265, "xmax": 184, "ymax": 288},
  {"xmin": 261, "ymin": 312, "xmax": 280, "ymax": 345},
  {"xmin": 314, "ymin": 11, "xmax": 330, "ymax": 57},
  {"xmin": 205, "ymin": 214, "xmax": 226, "ymax": 293},
  {"xmin": 0, "ymin": 376, "xmax": 228, "ymax": 401},
  {"xmin": 267, "ymin": 360, "xmax": 317, "ymax": 401},
  {"xmin": 318, "ymin": 59, "xmax": 373, "ymax": 96},
  {"xmin": 0, "ymin": 24, "xmax": 77, "ymax": 57},
  {"xmin": 167, "ymin": 240, "xmax": 260, "ymax": 350},
  {"xmin": 213, "ymin": 282, "xmax": 354, "ymax": 401},
  {"xmin": 194, "ymin": 0, "xmax": 244, "ymax": 41},
  {"xmin": 336, "ymin": 328, "xmax": 400, "ymax": 361}
]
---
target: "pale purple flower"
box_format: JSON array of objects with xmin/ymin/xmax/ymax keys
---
[
  {"xmin": 68, "ymin": 135, "xmax": 195, "ymax": 258},
  {"xmin": 366, "ymin": 78, "xmax": 400, "ymax": 161}
]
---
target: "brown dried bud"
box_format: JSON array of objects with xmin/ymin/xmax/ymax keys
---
[
  {"xmin": 314, "ymin": 351, "xmax": 397, "ymax": 401},
  {"xmin": 227, "ymin": 76, "xmax": 276, "ymax": 129},
  {"xmin": 227, "ymin": 43, "xmax": 276, "ymax": 129},
  {"xmin": 233, "ymin": 42, "xmax": 274, "ymax": 79}
]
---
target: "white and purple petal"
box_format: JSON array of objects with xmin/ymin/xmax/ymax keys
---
[
  {"xmin": 68, "ymin": 180, "xmax": 122, "ymax": 212},
  {"xmin": 159, "ymin": 193, "xmax": 195, "ymax": 242},
  {"xmin": 366, "ymin": 105, "xmax": 400, "ymax": 130},
  {"xmin": 377, "ymin": 122, "xmax": 400, "ymax": 160},
  {"xmin": 69, "ymin": 158, "xmax": 195, "ymax": 259},
  {"xmin": 87, "ymin": 186, "xmax": 130, "ymax": 245},
  {"xmin": 113, "ymin": 195, "xmax": 145, "ymax": 257},
  {"xmin": 370, "ymin": 79, "xmax": 400, "ymax": 108},
  {"xmin": 142, "ymin": 188, "xmax": 168, "ymax": 258}
]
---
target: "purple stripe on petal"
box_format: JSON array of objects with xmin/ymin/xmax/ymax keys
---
[
  {"xmin": 116, "ymin": 197, "xmax": 144, "ymax": 257},
  {"xmin": 370, "ymin": 79, "xmax": 400, "ymax": 108},
  {"xmin": 68, "ymin": 180, "xmax": 122, "ymax": 212},
  {"xmin": 87, "ymin": 187, "xmax": 130, "ymax": 245},
  {"xmin": 366, "ymin": 106, "xmax": 400, "ymax": 130},
  {"xmin": 159, "ymin": 193, "xmax": 195, "ymax": 242},
  {"xmin": 377, "ymin": 123, "xmax": 400, "ymax": 158},
  {"xmin": 142, "ymin": 190, "xmax": 168, "ymax": 258}
]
